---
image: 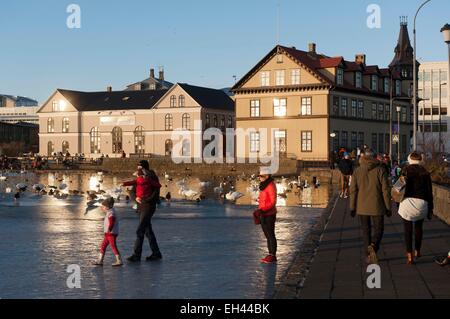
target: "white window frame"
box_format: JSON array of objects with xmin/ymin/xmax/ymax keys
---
[
  {"xmin": 301, "ymin": 97, "xmax": 312, "ymax": 116},
  {"xmin": 291, "ymin": 69, "xmax": 300, "ymax": 85},
  {"xmin": 337, "ymin": 68, "xmax": 344, "ymax": 85},
  {"xmin": 355, "ymin": 72, "xmax": 362, "ymax": 88},
  {"xmin": 250, "ymin": 100, "xmax": 260, "ymax": 118},
  {"xmin": 275, "ymin": 70, "xmax": 285, "ymax": 86},
  {"xmin": 261, "ymin": 71, "xmax": 270, "ymax": 87},
  {"xmin": 301, "ymin": 131, "xmax": 312, "ymax": 152},
  {"xmin": 273, "ymin": 98, "xmax": 287, "ymax": 117},
  {"xmin": 371, "ymin": 75, "xmax": 378, "ymax": 91},
  {"xmin": 250, "ymin": 132, "xmax": 260, "ymax": 153}
]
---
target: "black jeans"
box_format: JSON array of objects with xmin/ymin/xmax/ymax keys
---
[
  {"xmin": 261, "ymin": 215, "xmax": 277, "ymax": 256},
  {"xmin": 134, "ymin": 202, "xmax": 160, "ymax": 258},
  {"xmin": 359, "ymin": 215, "xmax": 384, "ymax": 252},
  {"xmin": 403, "ymin": 218, "xmax": 424, "ymax": 253}
]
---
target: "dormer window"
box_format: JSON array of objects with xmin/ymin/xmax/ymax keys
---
[
  {"xmin": 355, "ymin": 72, "xmax": 362, "ymax": 88},
  {"xmin": 371, "ymin": 75, "xmax": 378, "ymax": 91},
  {"xmin": 396, "ymin": 80, "xmax": 401, "ymax": 96},
  {"xmin": 337, "ymin": 68, "xmax": 344, "ymax": 86}
]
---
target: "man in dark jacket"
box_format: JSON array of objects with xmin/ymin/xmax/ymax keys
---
[
  {"xmin": 350, "ymin": 150, "xmax": 392, "ymax": 264},
  {"xmin": 338, "ymin": 153, "xmax": 354, "ymax": 198}
]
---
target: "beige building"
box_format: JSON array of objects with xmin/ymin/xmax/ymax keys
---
[
  {"xmin": 232, "ymin": 23, "xmax": 415, "ymax": 162},
  {"xmin": 0, "ymin": 94, "xmax": 39, "ymax": 124},
  {"xmin": 37, "ymin": 83, "xmax": 234, "ymax": 157}
]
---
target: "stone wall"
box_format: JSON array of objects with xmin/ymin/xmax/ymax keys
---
[{"xmin": 433, "ymin": 184, "xmax": 450, "ymax": 225}]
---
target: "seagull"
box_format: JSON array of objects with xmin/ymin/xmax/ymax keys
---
[
  {"xmin": 0, "ymin": 176, "xmax": 7, "ymax": 181},
  {"xmin": 5, "ymin": 187, "xmax": 12, "ymax": 194},
  {"xmin": 32, "ymin": 184, "xmax": 45, "ymax": 193},
  {"xmin": 226, "ymin": 190, "xmax": 244, "ymax": 202},
  {"xmin": 199, "ymin": 181, "xmax": 210, "ymax": 188},
  {"xmin": 59, "ymin": 183, "xmax": 68, "ymax": 191},
  {"xmin": 214, "ymin": 182, "xmax": 225, "ymax": 195},
  {"xmin": 16, "ymin": 183, "xmax": 27, "ymax": 192}
]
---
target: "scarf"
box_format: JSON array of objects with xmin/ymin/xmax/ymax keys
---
[{"xmin": 259, "ymin": 177, "xmax": 274, "ymax": 191}]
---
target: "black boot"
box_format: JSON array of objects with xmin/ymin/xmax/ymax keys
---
[
  {"xmin": 127, "ymin": 255, "xmax": 141, "ymax": 262},
  {"xmin": 146, "ymin": 253, "xmax": 162, "ymax": 261}
]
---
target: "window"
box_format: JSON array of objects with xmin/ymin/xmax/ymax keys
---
[
  {"xmin": 228, "ymin": 115, "xmax": 233, "ymax": 128},
  {"xmin": 62, "ymin": 141, "xmax": 69, "ymax": 154},
  {"xmin": 170, "ymin": 95, "xmax": 177, "ymax": 108},
  {"xmin": 90, "ymin": 127, "xmax": 101, "ymax": 154},
  {"xmin": 179, "ymin": 95, "xmax": 185, "ymax": 107},
  {"xmin": 378, "ymin": 104, "xmax": 384, "ymax": 121},
  {"xmin": 52, "ymin": 101, "xmax": 59, "ymax": 112},
  {"xmin": 182, "ymin": 140, "xmax": 190, "ymax": 157},
  {"xmin": 134, "ymin": 126, "xmax": 145, "ymax": 154},
  {"xmin": 149, "ymin": 84, "xmax": 156, "ymax": 90},
  {"xmin": 275, "ymin": 70, "xmax": 285, "ymax": 86},
  {"xmin": 371, "ymin": 133, "xmax": 377, "ymax": 151},
  {"xmin": 301, "ymin": 131, "xmax": 312, "ymax": 152},
  {"xmin": 274, "ymin": 130, "xmax": 287, "ymax": 153},
  {"xmin": 47, "ymin": 118, "xmax": 54, "ymax": 133},
  {"xmin": 351, "ymin": 132, "xmax": 357, "ymax": 150},
  {"xmin": 396, "ymin": 80, "xmax": 401, "ymax": 96},
  {"xmin": 351, "ymin": 100, "xmax": 357, "ymax": 117},
  {"xmin": 165, "ymin": 139, "xmax": 173, "ymax": 157},
  {"xmin": 273, "ymin": 98, "xmax": 287, "ymax": 117},
  {"xmin": 277, "ymin": 54, "xmax": 283, "ymax": 63},
  {"xmin": 384, "ymin": 78, "xmax": 390, "ymax": 94},
  {"xmin": 47, "ymin": 141, "xmax": 54, "ymax": 156},
  {"xmin": 250, "ymin": 100, "xmax": 260, "ymax": 117},
  {"xmin": 402, "ymin": 68, "xmax": 409, "ymax": 78},
  {"xmin": 332, "ymin": 131, "xmax": 340, "ymax": 151},
  {"xmin": 355, "ymin": 72, "xmax": 362, "ymax": 88},
  {"xmin": 165, "ymin": 114, "xmax": 173, "ymax": 131},
  {"xmin": 62, "ymin": 118, "xmax": 69, "ymax": 133},
  {"xmin": 213, "ymin": 115, "xmax": 218, "ymax": 128},
  {"xmin": 341, "ymin": 98, "xmax": 348, "ymax": 117},
  {"xmin": 358, "ymin": 132, "xmax": 364, "ymax": 148},
  {"xmin": 333, "ymin": 97, "xmax": 340, "ymax": 116},
  {"xmin": 401, "ymin": 107, "xmax": 407, "ymax": 123},
  {"xmin": 112, "ymin": 127, "xmax": 123, "ymax": 154},
  {"xmin": 220, "ymin": 115, "xmax": 226, "ymax": 130},
  {"xmin": 261, "ymin": 71, "xmax": 270, "ymax": 86},
  {"xmin": 337, "ymin": 68, "xmax": 344, "ymax": 85},
  {"xmin": 205, "ymin": 114, "xmax": 210, "ymax": 129},
  {"xmin": 250, "ymin": 132, "xmax": 260, "ymax": 152},
  {"xmin": 384, "ymin": 104, "xmax": 390, "ymax": 121},
  {"xmin": 440, "ymin": 71, "xmax": 448, "ymax": 82},
  {"xmin": 358, "ymin": 101, "xmax": 364, "ymax": 118},
  {"xmin": 301, "ymin": 97, "xmax": 312, "ymax": 116},
  {"xmin": 371, "ymin": 75, "xmax": 378, "ymax": 91},
  {"xmin": 291, "ymin": 69, "xmax": 300, "ymax": 85},
  {"xmin": 182, "ymin": 114, "xmax": 190, "ymax": 130},
  {"xmin": 342, "ymin": 131, "xmax": 348, "ymax": 148}
]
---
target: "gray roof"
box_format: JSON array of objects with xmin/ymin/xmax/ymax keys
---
[
  {"xmin": 52, "ymin": 89, "xmax": 168, "ymax": 112},
  {"xmin": 178, "ymin": 83, "xmax": 234, "ymax": 111}
]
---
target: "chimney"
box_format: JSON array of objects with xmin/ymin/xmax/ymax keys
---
[
  {"xmin": 355, "ymin": 54, "xmax": 366, "ymax": 65},
  {"xmin": 150, "ymin": 68, "xmax": 155, "ymax": 79},
  {"xmin": 107, "ymin": 86, "xmax": 112, "ymax": 92},
  {"xmin": 308, "ymin": 43, "xmax": 316, "ymax": 54},
  {"xmin": 159, "ymin": 67, "xmax": 164, "ymax": 81}
]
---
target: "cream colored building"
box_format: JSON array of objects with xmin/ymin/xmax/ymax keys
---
[
  {"xmin": 232, "ymin": 24, "xmax": 415, "ymax": 162},
  {"xmin": 37, "ymin": 83, "xmax": 234, "ymax": 157},
  {"xmin": 0, "ymin": 94, "xmax": 39, "ymax": 124}
]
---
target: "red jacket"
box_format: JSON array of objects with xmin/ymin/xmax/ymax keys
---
[
  {"xmin": 123, "ymin": 176, "xmax": 161, "ymax": 199},
  {"xmin": 258, "ymin": 181, "xmax": 277, "ymax": 215}
]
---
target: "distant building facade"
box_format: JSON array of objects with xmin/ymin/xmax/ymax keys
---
[
  {"xmin": 418, "ymin": 61, "xmax": 449, "ymax": 152},
  {"xmin": 125, "ymin": 67, "xmax": 173, "ymax": 91},
  {"xmin": 0, "ymin": 94, "xmax": 39, "ymax": 124},
  {"xmin": 232, "ymin": 23, "xmax": 414, "ymax": 162},
  {"xmin": 0, "ymin": 122, "xmax": 39, "ymax": 155},
  {"xmin": 37, "ymin": 84, "xmax": 234, "ymax": 157}
]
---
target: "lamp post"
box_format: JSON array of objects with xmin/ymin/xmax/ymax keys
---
[
  {"xmin": 396, "ymin": 105, "xmax": 402, "ymax": 162},
  {"xmin": 441, "ymin": 24, "xmax": 450, "ymax": 153},
  {"xmin": 413, "ymin": 0, "xmax": 433, "ymax": 151},
  {"xmin": 391, "ymin": 97, "xmax": 411, "ymax": 162},
  {"xmin": 439, "ymin": 82, "xmax": 447, "ymax": 153}
]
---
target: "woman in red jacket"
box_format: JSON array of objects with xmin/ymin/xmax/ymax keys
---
[{"xmin": 257, "ymin": 167, "xmax": 278, "ymax": 264}]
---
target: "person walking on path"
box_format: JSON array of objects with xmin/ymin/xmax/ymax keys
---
[
  {"xmin": 398, "ymin": 152, "xmax": 434, "ymax": 265},
  {"xmin": 350, "ymin": 149, "xmax": 392, "ymax": 264},
  {"xmin": 254, "ymin": 167, "xmax": 278, "ymax": 264},
  {"xmin": 123, "ymin": 160, "xmax": 162, "ymax": 262},
  {"xmin": 338, "ymin": 152, "xmax": 354, "ymax": 198},
  {"xmin": 94, "ymin": 197, "xmax": 123, "ymax": 267}
]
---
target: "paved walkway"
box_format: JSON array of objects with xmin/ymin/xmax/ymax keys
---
[{"xmin": 299, "ymin": 198, "xmax": 450, "ymax": 299}]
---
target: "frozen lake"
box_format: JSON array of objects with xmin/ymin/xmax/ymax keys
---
[{"xmin": 0, "ymin": 171, "xmax": 332, "ymax": 299}]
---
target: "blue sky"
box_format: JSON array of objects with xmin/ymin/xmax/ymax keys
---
[{"xmin": 1, "ymin": 0, "xmax": 449, "ymax": 103}]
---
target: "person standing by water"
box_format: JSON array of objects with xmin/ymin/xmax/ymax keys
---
[
  {"xmin": 338, "ymin": 152, "xmax": 354, "ymax": 198},
  {"xmin": 123, "ymin": 160, "xmax": 162, "ymax": 262},
  {"xmin": 398, "ymin": 152, "xmax": 434, "ymax": 265},
  {"xmin": 254, "ymin": 167, "xmax": 278, "ymax": 264},
  {"xmin": 350, "ymin": 149, "xmax": 392, "ymax": 264}
]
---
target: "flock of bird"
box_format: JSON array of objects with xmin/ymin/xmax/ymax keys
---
[{"xmin": 0, "ymin": 170, "xmax": 322, "ymax": 212}]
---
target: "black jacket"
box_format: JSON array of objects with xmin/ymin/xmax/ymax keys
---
[
  {"xmin": 338, "ymin": 159, "xmax": 354, "ymax": 175},
  {"xmin": 402, "ymin": 164, "xmax": 434, "ymax": 212}
]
